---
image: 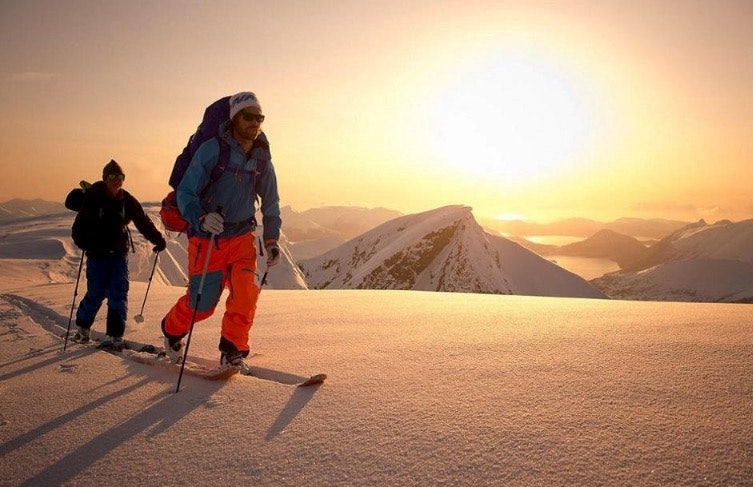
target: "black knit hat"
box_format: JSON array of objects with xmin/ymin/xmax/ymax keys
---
[{"xmin": 102, "ymin": 159, "xmax": 124, "ymax": 180}]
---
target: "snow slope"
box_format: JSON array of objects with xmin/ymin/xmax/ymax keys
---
[
  {"xmin": 592, "ymin": 219, "xmax": 753, "ymax": 302},
  {"xmin": 622, "ymin": 218, "xmax": 753, "ymax": 271},
  {"xmin": 594, "ymin": 258, "xmax": 753, "ymax": 303},
  {"xmin": 1, "ymin": 282, "xmax": 751, "ymax": 486}
]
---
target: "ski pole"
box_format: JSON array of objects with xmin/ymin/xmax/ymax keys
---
[
  {"xmin": 63, "ymin": 253, "xmax": 85, "ymax": 351},
  {"xmin": 258, "ymin": 236, "xmax": 269, "ymax": 286},
  {"xmin": 175, "ymin": 233, "xmax": 216, "ymax": 393},
  {"xmin": 134, "ymin": 250, "xmax": 160, "ymax": 323}
]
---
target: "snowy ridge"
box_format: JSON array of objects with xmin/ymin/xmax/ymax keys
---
[
  {"xmin": 623, "ymin": 218, "xmax": 753, "ymax": 271},
  {"xmin": 5, "ymin": 201, "xmax": 753, "ymax": 301},
  {"xmin": 665, "ymin": 218, "xmax": 753, "ymax": 260},
  {"xmin": 301, "ymin": 205, "xmax": 605, "ymax": 298},
  {"xmin": 595, "ymin": 258, "xmax": 753, "ymax": 303},
  {"xmin": 593, "ymin": 219, "xmax": 753, "ymax": 302},
  {"xmin": 0, "ymin": 198, "xmax": 67, "ymax": 223}
]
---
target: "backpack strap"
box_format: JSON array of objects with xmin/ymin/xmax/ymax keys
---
[
  {"xmin": 197, "ymin": 137, "xmax": 231, "ymax": 202},
  {"xmin": 200, "ymin": 135, "xmax": 262, "ymax": 231},
  {"xmin": 208, "ymin": 138, "xmax": 231, "ymax": 184},
  {"xmin": 207, "ymin": 133, "xmax": 267, "ymax": 184}
]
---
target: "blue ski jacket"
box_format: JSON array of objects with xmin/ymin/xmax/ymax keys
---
[{"xmin": 176, "ymin": 123, "xmax": 281, "ymax": 243}]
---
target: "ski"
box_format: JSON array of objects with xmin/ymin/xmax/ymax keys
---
[
  {"xmin": 127, "ymin": 343, "xmax": 326, "ymax": 386},
  {"xmin": 65, "ymin": 333, "xmax": 325, "ymax": 385},
  {"xmin": 297, "ymin": 373, "xmax": 328, "ymax": 387},
  {"xmin": 64, "ymin": 335, "xmax": 238, "ymax": 381},
  {"xmin": 239, "ymin": 366, "xmax": 327, "ymax": 387},
  {"xmin": 121, "ymin": 347, "xmax": 240, "ymax": 381}
]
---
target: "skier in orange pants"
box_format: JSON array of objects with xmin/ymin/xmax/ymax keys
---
[{"xmin": 162, "ymin": 91, "xmax": 281, "ymax": 369}]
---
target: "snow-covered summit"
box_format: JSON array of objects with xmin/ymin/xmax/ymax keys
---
[
  {"xmin": 593, "ymin": 219, "xmax": 753, "ymax": 302},
  {"xmin": 594, "ymin": 258, "xmax": 753, "ymax": 303},
  {"xmin": 300, "ymin": 205, "xmax": 605, "ymax": 298},
  {"xmin": 623, "ymin": 218, "xmax": 753, "ymax": 271}
]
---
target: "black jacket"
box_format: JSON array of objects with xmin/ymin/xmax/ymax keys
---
[{"xmin": 72, "ymin": 182, "xmax": 164, "ymax": 255}]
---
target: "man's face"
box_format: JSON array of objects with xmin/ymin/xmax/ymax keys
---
[
  {"xmin": 233, "ymin": 106, "xmax": 264, "ymax": 143},
  {"xmin": 105, "ymin": 173, "xmax": 124, "ymax": 196}
]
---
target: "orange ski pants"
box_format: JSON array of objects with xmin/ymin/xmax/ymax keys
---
[{"xmin": 163, "ymin": 232, "xmax": 260, "ymax": 353}]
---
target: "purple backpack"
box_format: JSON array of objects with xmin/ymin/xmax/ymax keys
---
[
  {"xmin": 160, "ymin": 96, "xmax": 269, "ymax": 233},
  {"xmin": 169, "ymin": 96, "xmax": 231, "ymax": 190}
]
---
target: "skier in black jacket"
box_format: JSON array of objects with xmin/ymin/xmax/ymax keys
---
[{"xmin": 71, "ymin": 159, "xmax": 166, "ymax": 349}]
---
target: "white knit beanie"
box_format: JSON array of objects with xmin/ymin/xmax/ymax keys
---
[{"xmin": 229, "ymin": 92, "xmax": 262, "ymax": 119}]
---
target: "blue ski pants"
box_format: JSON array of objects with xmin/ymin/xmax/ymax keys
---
[{"xmin": 76, "ymin": 253, "xmax": 129, "ymax": 338}]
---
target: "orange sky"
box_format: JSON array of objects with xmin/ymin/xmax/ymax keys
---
[{"xmin": 1, "ymin": 0, "xmax": 751, "ymax": 223}]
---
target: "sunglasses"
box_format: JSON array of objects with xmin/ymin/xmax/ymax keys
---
[
  {"xmin": 106, "ymin": 173, "xmax": 125, "ymax": 181},
  {"xmin": 239, "ymin": 111, "xmax": 265, "ymax": 123}
]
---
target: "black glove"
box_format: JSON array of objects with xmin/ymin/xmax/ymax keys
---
[
  {"xmin": 265, "ymin": 242, "xmax": 281, "ymax": 267},
  {"xmin": 153, "ymin": 236, "xmax": 167, "ymax": 252}
]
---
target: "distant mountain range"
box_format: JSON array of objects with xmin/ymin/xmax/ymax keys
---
[
  {"xmin": 283, "ymin": 205, "xmax": 402, "ymax": 242},
  {"xmin": 513, "ymin": 229, "xmax": 648, "ymax": 269},
  {"xmin": 1, "ymin": 198, "xmax": 688, "ymax": 240},
  {"xmin": 0, "ymin": 200, "xmax": 604, "ymax": 300},
  {"xmin": 505, "ymin": 217, "xmax": 753, "ymax": 303},
  {"xmin": 281, "ymin": 205, "xmax": 401, "ymax": 260},
  {"xmin": 479, "ymin": 215, "xmax": 689, "ymax": 239},
  {"xmin": 3, "ymin": 198, "xmax": 752, "ymax": 302},
  {"xmin": 0, "ymin": 199, "xmax": 68, "ymax": 223}
]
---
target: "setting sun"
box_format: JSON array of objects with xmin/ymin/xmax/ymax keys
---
[
  {"xmin": 1, "ymin": 1, "xmax": 751, "ymax": 224},
  {"xmin": 423, "ymin": 51, "xmax": 597, "ymax": 182}
]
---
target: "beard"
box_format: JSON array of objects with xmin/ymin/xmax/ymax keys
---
[{"xmin": 233, "ymin": 125, "xmax": 260, "ymax": 143}]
